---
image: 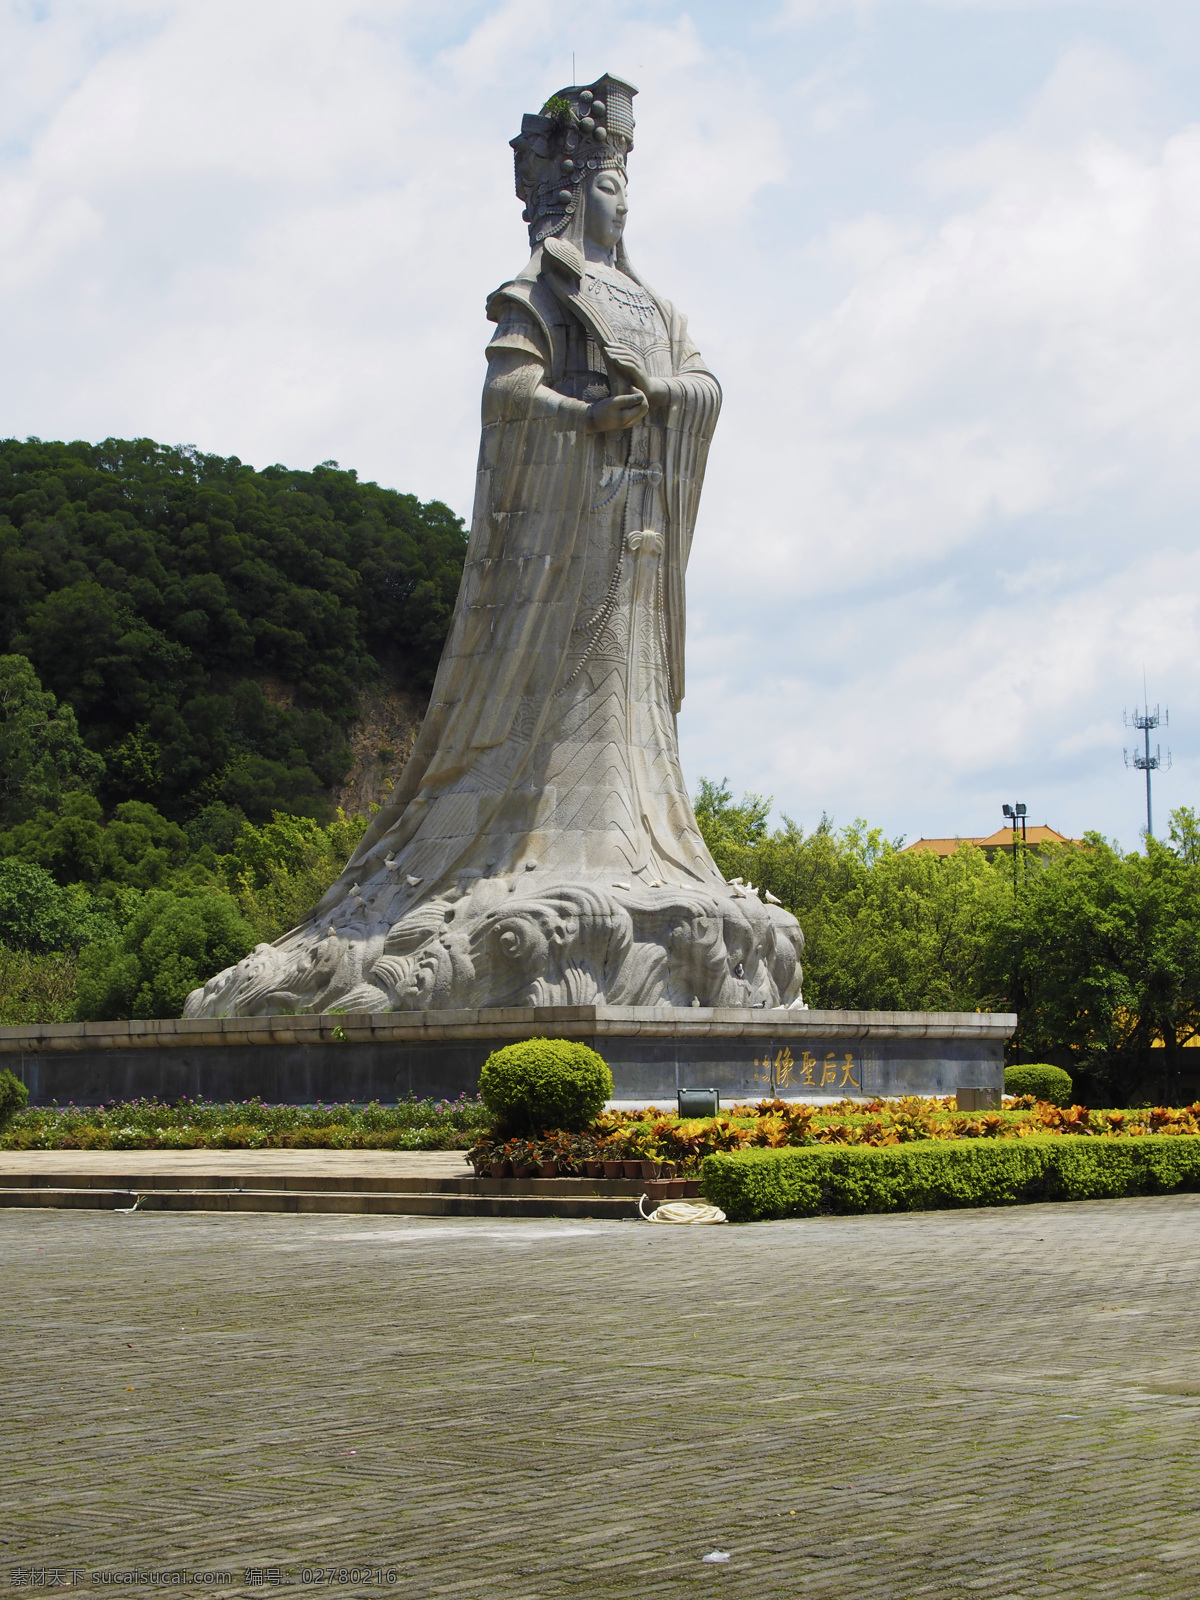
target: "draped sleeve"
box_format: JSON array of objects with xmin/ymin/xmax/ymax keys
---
[{"xmin": 657, "ymin": 302, "xmax": 722, "ymax": 711}]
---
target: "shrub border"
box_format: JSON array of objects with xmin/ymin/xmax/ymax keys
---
[{"xmin": 700, "ymin": 1136, "xmax": 1200, "ymax": 1222}]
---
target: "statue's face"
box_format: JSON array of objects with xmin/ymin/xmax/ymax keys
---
[{"xmin": 585, "ymin": 170, "xmax": 628, "ymax": 251}]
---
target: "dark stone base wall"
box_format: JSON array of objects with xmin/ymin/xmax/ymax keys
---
[
  {"xmin": 600, "ymin": 1035, "xmax": 1003, "ymax": 1104},
  {"xmin": 12, "ymin": 1042, "xmax": 483, "ymax": 1108},
  {"xmin": 1, "ymin": 1007, "xmax": 1014, "ymax": 1107}
]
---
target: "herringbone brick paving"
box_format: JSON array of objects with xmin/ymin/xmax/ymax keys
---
[{"xmin": 4, "ymin": 1196, "xmax": 1200, "ymax": 1598}]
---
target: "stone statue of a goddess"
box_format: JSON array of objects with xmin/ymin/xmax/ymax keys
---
[{"xmin": 187, "ymin": 74, "xmax": 805, "ymax": 1017}]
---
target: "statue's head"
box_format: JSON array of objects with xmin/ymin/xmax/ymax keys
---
[
  {"xmin": 510, "ymin": 73, "xmax": 637, "ymax": 250},
  {"xmin": 585, "ymin": 168, "xmax": 627, "ymax": 254}
]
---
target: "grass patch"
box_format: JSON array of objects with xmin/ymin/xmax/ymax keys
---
[{"xmin": 0, "ymin": 1095, "xmax": 488, "ymax": 1151}]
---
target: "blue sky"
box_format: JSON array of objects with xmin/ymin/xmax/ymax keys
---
[{"xmin": 2, "ymin": 0, "xmax": 1199, "ymax": 849}]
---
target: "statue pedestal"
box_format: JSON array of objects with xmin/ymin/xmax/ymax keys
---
[{"xmin": 4, "ymin": 1007, "xmax": 1014, "ymax": 1107}]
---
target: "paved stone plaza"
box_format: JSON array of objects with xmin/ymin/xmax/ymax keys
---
[{"xmin": 5, "ymin": 1196, "xmax": 1200, "ymax": 1599}]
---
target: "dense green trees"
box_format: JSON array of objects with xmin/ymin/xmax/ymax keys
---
[
  {"xmin": 0, "ymin": 654, "xmax": 104, "ymax": 827},
  {"xmin": 0, "ymin": 860, "xmax": 114, "ymax": 953},
  {"xmin": 0, "ymin": 796, "xmax": 369, "ymax": 1024},
  {"xmin": 75, "ymin": 891, "xmax": 258, "ymax": 1022},
  {"xmin": 0, "ymin": 433, "xmax": 464, "ymax": 1027},
  {"xmin": 0, "ymin": 437, "xmax": 465, "ymax": 822},
  {"xmin": 985, "ymin": 815, "xmax": 1200, "ymax": 1106},
  {"xmin": 694, "ymin": 780, "xmax": 1200, "ymax": 1105},
  {"xmin": 694, "ymin": 778, "xmax": 1007, "ymax": 1012}
]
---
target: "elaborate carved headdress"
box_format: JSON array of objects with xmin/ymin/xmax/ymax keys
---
[{"xmin": 510, "ymin": 73, "xmax": 637, "ymax": 248}]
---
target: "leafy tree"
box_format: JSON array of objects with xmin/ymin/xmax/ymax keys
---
[
  {"xmin": 97, "ymin": 801, "xmax": 189, "ymax": 888},
  {"xmin": 693, "ymin": 782, "xmax": 1011, "ymax": 1012},
  {"xmin": 0, "ymin": 859, "xmax": 114, "ymax": 952},
  {"xmin": 983, "ymin": 824, "xmax": 1200, "ymax": 1105},
  {"xmin": 0, "ymin": 855, "xmax": 116, "ymax": 1025},
  {"xmin": 74, "ymin": 890, "xmax": 257, "ymax": 1021},
  {"xmin": 0, "ymin": 1066, "xmax": 29, "ymax": 1129},
  {"xmin": 0, "ymin": 654, "xmax": 104, "ymax": 827},
  {"xmin": 0, "ymin": 948, "xmax": 79, "ymax": 1025},
  {"xmin": 0, "ymin": 795, "xmax": 189, "ymax": 890},
  {"xmin": 0, "ymin": 791, "xmax": 108, "ymax": 883},
  {"xmin": 2, "ymin": 801, "xmax": 370, "ymax": 1020},
  {"xmin": 0, "ymin": 790, "xmax": 367, "ymax": 1004},
  {"xmin": 1169, "ymin": 806, "xmax": 1200, "ymax": 866},
  {"xmin": 812, "ymin": 831, "xmax": 1011, "ymax": 1012},
  {"xmin": 219, "ymin": 808, "xmax": 369, "ymax": 943},
  {"xmin": 185, "ymin": 802, "xmax": 247, "ymax": 858},
  {"xmin": 693, "ymin": 777, "xmax": 771, "ymax": 860}
]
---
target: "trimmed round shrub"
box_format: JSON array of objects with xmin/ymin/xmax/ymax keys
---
[
  {"xmin": 0, "ymin": 1066, "xmax": 30, "ymax": 1131},
  {"xmin": 478, "ymin": 1038, "xmax": 613, "ymax": 1132},
  {"xmin": 1005, "ymin": 1063, "xmax": 1074, "ymax": 1107}
]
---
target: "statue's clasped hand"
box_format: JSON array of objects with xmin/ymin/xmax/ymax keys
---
[
  {"xmin": 613, "ymin": 352, "xmax": 670, "ymax": 410},
  {"xmin": 588, "ymin": 351, "xmax": 670, "ymax": 432},
  {"xmin": 587, "ymin": 391, "xmax": 649, "ymax": 433}
]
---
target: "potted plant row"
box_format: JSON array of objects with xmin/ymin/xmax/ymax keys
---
[{"xmin": 466, "ymin": 1131, "xmax": 701, "ymax": 1193}]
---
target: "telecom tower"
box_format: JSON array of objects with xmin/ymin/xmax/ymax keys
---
[{"xmin": 1124, "ymin": 690, "xmax": 1171, "ymax": 839}]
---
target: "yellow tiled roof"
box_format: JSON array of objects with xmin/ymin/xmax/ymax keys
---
[{"xmin": 904, "ymin": 825, "xmax": 1080, "ymax": 857}]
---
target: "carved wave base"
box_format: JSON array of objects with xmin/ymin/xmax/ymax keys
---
[{"xmin": 184, "ymin": 874, "xmax": 806, "ymax": 1019}]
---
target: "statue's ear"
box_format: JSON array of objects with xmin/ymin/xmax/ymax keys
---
[{"xmin": 543, "ymin": 235, "xmax": 585, "ymax": 284}]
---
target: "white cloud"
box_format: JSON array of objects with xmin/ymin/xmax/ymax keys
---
[
  {"xmin": 671, "ymin": 38, "xmax": 1200, "ymax": 845},
  {"xmin": 692, "ymin": 45, "xmax": 1200, "ymax": 614},
  {"xmin": 774, "ymin": 0, "xmax": 1128, "ymax": 20},
  {"xmin": 682, "ymin": 537, "xmax": 1200, "ymax": 841}
]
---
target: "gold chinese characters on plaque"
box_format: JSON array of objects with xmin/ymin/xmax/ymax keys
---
[{"xmin": 751, "ymin": 1048, "xmax": 861, "ymax": 1092}]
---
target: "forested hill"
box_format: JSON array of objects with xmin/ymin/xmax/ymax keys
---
[{"xmin": 0, "ymin": 436, "xmax": 466, "ymax": 823}]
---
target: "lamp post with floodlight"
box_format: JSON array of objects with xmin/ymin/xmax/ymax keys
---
[
  {"xmin": 1001, "ymin": 802, "xmax": 1029, "ymax": 1069},
  {"xmin": 1001, "ymin": 803, "xmax": 1027, "ymax": 894}
]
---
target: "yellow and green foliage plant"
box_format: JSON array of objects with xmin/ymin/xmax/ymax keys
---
[{"xmin": 464, "ymin": 1092, "xmax": 1200, "ymax": 1181}]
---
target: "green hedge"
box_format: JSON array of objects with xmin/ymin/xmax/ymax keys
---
[
  {"xmin": 1004, "ymin": 1063, "xmax": 1073, "ymax": 1106},
  {"xmin": 700, "ymin": 1136, "xmax": 1200, "ymax": 1222}
]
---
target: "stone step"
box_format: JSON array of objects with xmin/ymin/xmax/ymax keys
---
[
  {"xmin": 0, "ymin": 1185, "xmax": 645, "ymax": 1219},
  {"xmin": 0, "ymin": 1171, "xmax": 688, "ymax": 1197}
]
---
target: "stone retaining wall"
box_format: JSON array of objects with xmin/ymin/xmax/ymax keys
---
[{"xmin": 0, "ymin": 1007, "xmax": 1015, "ymax": 1107}]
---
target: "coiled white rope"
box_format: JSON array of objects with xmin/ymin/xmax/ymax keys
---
[{"xmin": 638, "ymin": 1194, "xmax": 727, "ymax": 1224}]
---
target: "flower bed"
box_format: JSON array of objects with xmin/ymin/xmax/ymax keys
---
[
  {"xmin": 7, "ymin": 1091, "xmax": 1199, "ymax": 1164},
  {"xmin": 0, "ymin": 1095, "xmax": 488, "ymax": 1151},
  {"xmin": 699, "ymin": 1135, "xmax": 1200, "ymax": 1222},
  {"xmin": 466, "ymin": 1096, "xmax": 1200, "ymax": 1176}
]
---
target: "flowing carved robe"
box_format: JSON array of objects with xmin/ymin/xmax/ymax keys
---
[
  {"xmin": 185, "ymin": 241, "xmax": 805, "ymax": 1017},
  {"xmin": 330, "ymin": 240, "xmax": 723, "ymax": 898}
]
